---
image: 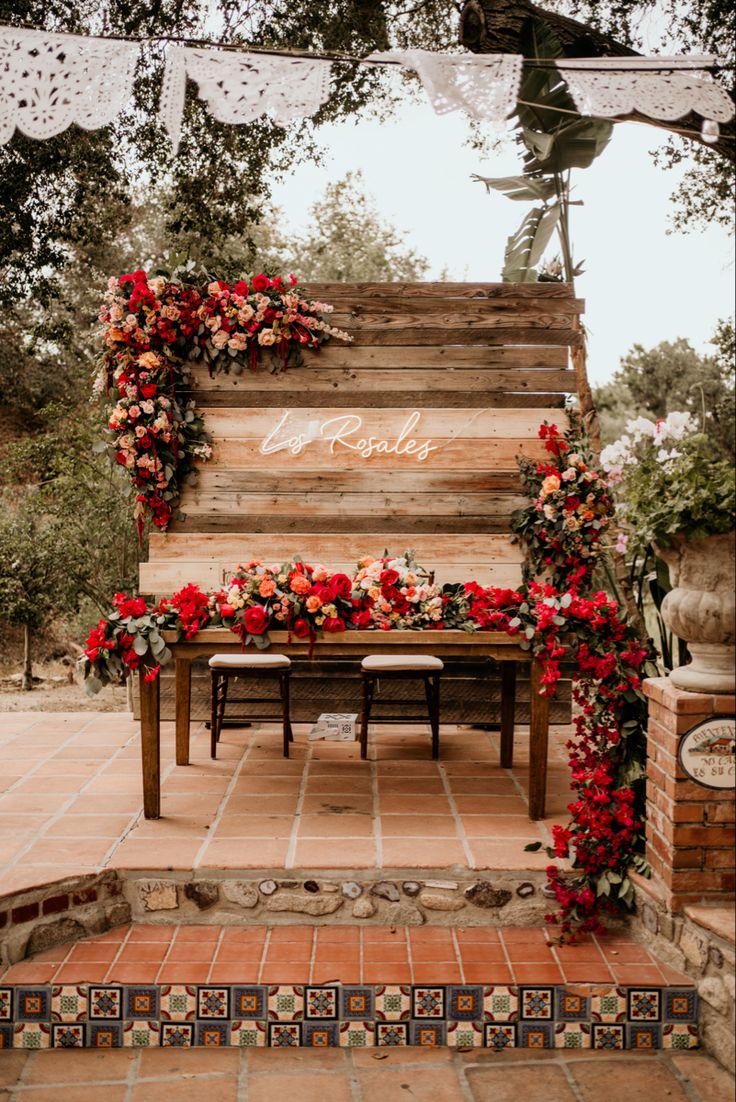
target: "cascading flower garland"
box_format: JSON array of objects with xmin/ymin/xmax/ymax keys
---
[
  {"xmin": 98, "ymin": 267, "xmax": 352, "ymax": 536},
  {"xmin": 80, "ymin": 420, "xmax": 653, "ymax": 936},
  {"xmin": 511, "ymin": 419, "xmax": 652, "ymax": 936}
]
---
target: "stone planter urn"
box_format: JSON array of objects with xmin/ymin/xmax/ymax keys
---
[{"xmin": 657, "ymin": 532, "xmax": 736, "ymax": 694}]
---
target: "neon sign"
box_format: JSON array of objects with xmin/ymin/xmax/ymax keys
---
[{"xmin": 258, "ymin": 409, "xmax": 439, "ymax": 463}]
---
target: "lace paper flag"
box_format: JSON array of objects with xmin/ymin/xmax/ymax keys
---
[
  {"xmin": 556, "ymin": 58, "xmax": 735, "ymax": 124},
  {"xmin": 159, "ymin": 46, "xmax": 332, "ymax": 153},
  {"xmin": 0, "ymin": 26, "xmax": 137, "ymax": 145},
  {"xmin": 368, "ymin": 49, "xmax": 523, "ymax": 123}
]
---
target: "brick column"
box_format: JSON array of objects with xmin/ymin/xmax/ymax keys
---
[{"xmin": 643, "ymin": 677, "xmax": 735, "ymax": 912}]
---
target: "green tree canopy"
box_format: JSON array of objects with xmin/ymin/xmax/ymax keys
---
[{"xmin": 594, "ymin": 323, "xmax": 736, "ymax": 456}]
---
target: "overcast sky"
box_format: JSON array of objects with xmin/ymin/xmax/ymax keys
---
[{"xmin": 270, "ymin": 96, "xmax": 734, "ymax": 387}]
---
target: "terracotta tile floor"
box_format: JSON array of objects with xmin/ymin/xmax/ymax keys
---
[
  {"xmin": 0, "ymin": 712, "xmax": 575, "ymax": 893},
  {"xmin": 0, "ymin": 1047, "xmax": 732, "ymax": 1102},
  {"xmin": 0, "ymin": 923, "xmax": 692, "ymax": 986}
]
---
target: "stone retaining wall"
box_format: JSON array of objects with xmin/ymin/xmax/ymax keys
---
[
  {"xmin": 632, "ymin": 876, "xmax": 734, "ymax": 1074},
  {"xmin": 1, "ymin": 868, "xmax": 577, "ymax": 967}
]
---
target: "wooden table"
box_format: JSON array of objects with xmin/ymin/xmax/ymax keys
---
[{"xmin": 138, "ymin": 629, "xmax": 550, "ymax": 821}]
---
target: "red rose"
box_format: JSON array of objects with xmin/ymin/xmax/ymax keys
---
[
  {"xmin": 330, "ymin": 573, "xmax": 352, "ymax": 599},
  {"xmin": 252, "ymin": 273, "xmax": 270, "ymax": 293},
  {"xmin": 311, "ymin": 582, "xmax": 336, "ymax": 604},
  {"xmin": 140, "ymin": 383, "xmax": 157, "ymax": 398},
  {"xmin": 243, "ymin": 604, "xmax": 270, "ymax": 635},
  {"xmin": 115, "ymin": 451, "xmax": 128, "ymax": 466},
  {"xmin": 219, "ymin": 603, "xmax": 235, "ymax": 619},
  {"xmin": 380, "ymin": 569, "xmax": 400, "ymax": 587},
  {"xmin": 271, "ymin": 275, "xmax": 284, "ymax": 291},
  {"xmin": 293, "ymin": 618, "xmax": 311, "ymax": 638},
  {"xmin": 233, "ymin": 280, "xmax": 249, "ymax": 296},
  {"xmin": 138, "ymin": 434, "xmax": 152, "ymax": 449},
  {"xmin": 323, "ymin": 616, "xmax": 346, "ymax": 634}
]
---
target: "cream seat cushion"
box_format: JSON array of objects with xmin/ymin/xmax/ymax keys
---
[
  {"xmin": 208, "ymin": 653, "xmax": 291, "ymax": 670},
  {"xmin": 361, "ymin": 654, "xmax": 444, "ymax": 672}
]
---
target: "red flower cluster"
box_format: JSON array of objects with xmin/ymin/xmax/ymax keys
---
[
  {"xmin": 99, "ymin": 267, "xmax": 350, "ymax": 535},
  {"xmin": 171, "ymin": 583, "xmax": 212, "ymax": 639}
]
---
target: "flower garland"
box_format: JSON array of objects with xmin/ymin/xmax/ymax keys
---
[
  {"xmin": 98, "ymin": 267, "xmax": 352, "ymax": 536},
  {"xmin": 81, "ymin": 421, "xmax": 653, "ymax": 936},
  {"xmin": 511, "ymin": 419, "xmax": 652, "ymax": 936}
]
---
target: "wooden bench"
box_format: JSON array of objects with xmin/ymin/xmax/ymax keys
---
[{"xmin": 137, "ymin": 282, "xmax": 583, "ymax": 818}]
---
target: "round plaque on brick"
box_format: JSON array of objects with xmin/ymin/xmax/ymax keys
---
[{"xmin": 678, "ymin": 717, "xmax": 736, "ymax": 789}]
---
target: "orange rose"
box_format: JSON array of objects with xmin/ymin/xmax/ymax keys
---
[
  {"xmin": 306, "ymin": 595, "xmax": 322, "ymax": 613},
  {"xmin": 290, "ymin": 574, "xmax": 311, "ymax": 595}
]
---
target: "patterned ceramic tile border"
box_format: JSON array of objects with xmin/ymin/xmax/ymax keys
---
[{"xmin": 0, "ymin": 983, "xmax": 699, "ymax": 1050}]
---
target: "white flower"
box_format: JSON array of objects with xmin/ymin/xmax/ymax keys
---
[
  {"xmin": 625, "ymin": 416, "xmax": 658, "ymax": 440},
  {"xmin": 657, "ymin": 411, "xmax": 697, "ymax": 441}
]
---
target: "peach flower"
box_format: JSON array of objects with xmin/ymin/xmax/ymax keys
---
[{"xmin": 289, "ymin": 574, "xmax": 311, "ymax": 595}]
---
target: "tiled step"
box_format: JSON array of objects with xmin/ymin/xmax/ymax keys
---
[{"xmin": 0, "ymin": 924, "xmax": 698, "ymax": 1051}]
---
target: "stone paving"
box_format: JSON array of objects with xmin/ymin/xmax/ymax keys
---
[
  {"xmin": 0, "ymin": 1045, "xmax": 733, "ymax": 1102},
  {"xmin": 0, "ymin": 712, "xmax": 574, "ymax": 895}
]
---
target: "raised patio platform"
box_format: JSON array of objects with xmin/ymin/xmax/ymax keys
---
[
  {"xmin": 0, "ymin": 712, "xmax": 724, "ymax": 1058},
  {"xmin": 0, "ymin": 711, "xmax": 572, "ymax": 898}
]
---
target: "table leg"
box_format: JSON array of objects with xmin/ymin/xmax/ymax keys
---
[
  {"xmin": 175, "ymin": 655, "xmax": 192, "ymax": 766},
  {"xmin": 499, "ymin": 661, "xmax": 517, "ymax": 768},
  {"xmin": 528, "ymin": 656, "xmax": 550, "ymax": 821},
  {"xmin": 139, "ymin": 661, "xmax": 161, "ymax": 820}
]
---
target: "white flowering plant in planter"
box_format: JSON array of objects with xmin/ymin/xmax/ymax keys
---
[{"xmin": 600, "ymin": 411, "xmax": 735, "ymax": 554}]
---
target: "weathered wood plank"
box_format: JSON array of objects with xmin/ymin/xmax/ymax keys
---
[
  {"xmin": 200, "ymin": 406, "xmax": 561, "ymax": 440},
  {"xmin": 148, "ymin": 532, "xmax": 522, "ymax": 563},
  {"xmin": 192, "ymin": 469, "xmax": 526, "ymax": 494},
  {"xmin": 189, "ymin": 366, "xmax": 575, "ymax": 395},
  {"xmin": 310, "ymin": 345, "xmax": 569, "ymax": 368},
  {"xmin": 193, "ymin": 389, "xmax": 567, "ymax": 410},
  {"xmin": 310, "ymin": 295, "xmax": 585, "ymax": 317},
  {"xmin": 327, "ymin": 311, "xmax": 577, "ymax": 330},
  {"xmin": 139, "ymin": 560, "xmax": 524, "ymax": 595},
  {"xmin": 179, "ymin": 490, "xmax": 528, "ymax": 518},
  {"xmin": 173, "ymin": 515, "xmax": 519, "ymax": 535},
  {"xmin": 303, "ymin": 281, "xmax": 580, "ymax": 300},
  {"xmin": 339, "ymin": 328, "xmax": 581, "ymax": 347}
]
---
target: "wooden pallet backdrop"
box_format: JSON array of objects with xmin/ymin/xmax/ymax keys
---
[{"xmin": 139, "ymin": 282, "xmax": 583, "ymax": 723}]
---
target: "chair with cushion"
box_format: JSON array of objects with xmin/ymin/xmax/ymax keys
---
[
  {"xmin": 359, "ymin": 654, "xmax": 443, "ymax": 760},
  {"xmin": 208, "ymin": 653, "xmax": 293, "ymax": 759}
]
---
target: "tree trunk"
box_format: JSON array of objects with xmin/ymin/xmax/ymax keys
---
[
  {"xmin": 458, "ymin": 0, "xmax": 735, "ymax": 161},
  {"xmin": 22, "ymin": 621, "xmax": 33, "ymax": 691}
]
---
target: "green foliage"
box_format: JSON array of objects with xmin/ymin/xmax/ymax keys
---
[
  {"xmin": 475, "ymin": 17, "xmax": 612, "ymax": 283},
  {"xmin": 0, "ymin": 0, "xmax": 456, "ymax": 310},
  {"xmin": 601, "ymin": 416, "xmax": 736, "ymax": 551},
  {"xmin": 289, "ymin": 171, "xmax": 430, "ymax": 282},
  {"xmin": 0, "ymin": 502, "xmax": 84, "ymax": 631},
  {"xmin": 0, "ymin": 403, "xmax": 140, "ymax": 616},
  {"xmin": 553, "ymin": 0, "xmax": 735, "ymax": 230},
  {"xmin": 594, "ymin": 326, "xmax": 736, "ymax": 458}
]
